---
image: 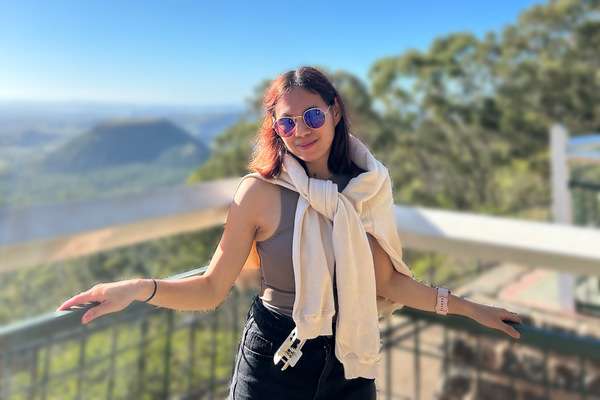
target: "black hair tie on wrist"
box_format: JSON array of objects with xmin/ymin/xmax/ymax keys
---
[{"xmin": 143, "ymin": 279, "xmax": 158, "ymax": 303}]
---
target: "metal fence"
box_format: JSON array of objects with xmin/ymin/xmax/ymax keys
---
[
  {"xmin": 2, "ymin": 266, "xmax": 600, "ymax": 400},
  {"xmin": 0, "ymin": 274, "xmax": 252, "ymax": 400},
  {"xmin": 381, "ymin": 307, "xmax": 600, "ymax": 400}
]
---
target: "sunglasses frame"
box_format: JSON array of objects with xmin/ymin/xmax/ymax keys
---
[{"xmin": 272, "ymin": 104, "xmax": 332, "ymax": 137}]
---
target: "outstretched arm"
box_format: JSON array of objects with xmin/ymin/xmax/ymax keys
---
[
  {"xmin": 367, "ymin": 233, "xmax": 522, "ymax": 339},
  {"xmin": 56, "ymin": 176, "xmax": 264, "ymax": 324}
]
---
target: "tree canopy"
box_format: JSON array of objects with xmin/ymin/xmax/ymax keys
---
[{"xmin": 190, "ymin": 0, "xmax": 599, "ymax": 219}]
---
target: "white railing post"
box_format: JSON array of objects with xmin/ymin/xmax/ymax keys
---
[
  {"xmin": 550, "ymin": 123, "xmax": 575, "ymax": 313},
  {"xmin": 550, "ymin": 123, "xmax": 573, "ymax": 224}
]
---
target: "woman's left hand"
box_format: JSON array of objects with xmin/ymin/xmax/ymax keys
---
[{"xmin": 468, "ymin": 302, "xmax": 523, "ymax": 339}]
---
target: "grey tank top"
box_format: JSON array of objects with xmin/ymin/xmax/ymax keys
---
[{"xmin": 256, "ymin": 165, "xmax": 363, "ymax": 318}]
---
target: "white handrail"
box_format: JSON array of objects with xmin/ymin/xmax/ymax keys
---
[{"xmin": 1, "ymin": 176, "xmax": 599, "ymax": 276}]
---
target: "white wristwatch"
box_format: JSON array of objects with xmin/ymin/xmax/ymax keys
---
[{"xmin": 435, "ymin": 287, "xmax": 451, "ymax": 315}]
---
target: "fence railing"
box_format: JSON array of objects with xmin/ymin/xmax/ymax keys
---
[
  {"xmin": 382, "ymin": 309, "xmax": 600, "ymax": 399},
  {"xmin": 2, "ymin": 265, "xmax": 600, "ymax": 399},
  {"xmin": 0, "ymin": 267, "xmax": 252, "ymax": 400}
]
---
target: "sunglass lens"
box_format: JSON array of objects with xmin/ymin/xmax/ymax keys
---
[
  {"xmin": 304, "ymin": 108, "xmax": 326, "ymax": 129},
  {"xmin": 275, "ymin": 118, "xmax": 295, "ymax": 137}
]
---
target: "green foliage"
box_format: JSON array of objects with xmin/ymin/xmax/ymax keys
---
[
  {"xmin": 4, "ymin": 308, "xmax": 243, "ymax": 399},
  {"xmin": 0, "ymin": 225, "xmax": 224, "ymax": 325},
  {"xmin": 187, "ymin": 0, "xmax": 598, "ymax": 219},
  {"xmin": 367, "ymin": 0, "xmax": 599, "ymax": 216},
  {"xmin": 187, "ymin": 120, "xmax": 260, "ymax": 183},
  {"xmin": 0, "ymin": 162, "xmax": 204, "ymax": 210}
]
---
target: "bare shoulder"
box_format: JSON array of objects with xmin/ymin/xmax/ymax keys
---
[
  {"xmin": 235, "ymin": 175, "xmax": 278, "ymax": 204},
  {"xmin": 204, "ymin": 175, "xmax": 279, "ymax": 306},
  {"xmin": 236, "ymin": 175, "xmax": 282, "ymax": 242},
  {"xmin": 234, "ymin": 176, "xmax": 280, "ymax": 226}
]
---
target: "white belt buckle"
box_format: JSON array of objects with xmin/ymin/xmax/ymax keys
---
[{"xmin": 273, "ymin": 327, "xmax": 306, "ymax": 370}]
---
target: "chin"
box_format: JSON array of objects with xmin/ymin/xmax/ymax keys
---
[{"xmin": 302, "ymin": 151, "xmax": 329, "ymax": 164}]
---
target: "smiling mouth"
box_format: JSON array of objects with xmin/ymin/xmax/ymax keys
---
[{"xmin": 297, "ymin": 139, "xmax": 317, "ymax": 148}]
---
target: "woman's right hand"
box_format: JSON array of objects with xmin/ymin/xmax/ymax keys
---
[{"xmin": 56, "ymin": 279, "xmax": 145, "ymax": 325}]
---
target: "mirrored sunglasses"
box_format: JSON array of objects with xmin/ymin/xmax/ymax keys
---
[{"xmin": 272, "ymin": 105, "xmax": 331, "ymax": 137}]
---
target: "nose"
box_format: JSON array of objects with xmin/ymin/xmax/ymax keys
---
[{"xmin": 295, "ymin": 117, "xmax": 312, "ymax": 137}]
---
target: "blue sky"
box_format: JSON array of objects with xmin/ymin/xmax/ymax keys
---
[{"xmin": 0, "ymin": 0, "xmax": 543, "ymax": 107}]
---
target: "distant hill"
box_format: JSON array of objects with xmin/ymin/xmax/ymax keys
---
[{"xmin": 42, "ymin": 118, "xmax": 210, "ymax": 172}]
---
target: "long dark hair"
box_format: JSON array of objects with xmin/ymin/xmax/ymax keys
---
[{"xmin": 248, "ymin": 66, "xmax": 355, "ymax": 178}]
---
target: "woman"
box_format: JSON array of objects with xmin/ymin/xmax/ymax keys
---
[{"xmin": 56, "ymin": 66, "xmax": 523, "ymax": 399}]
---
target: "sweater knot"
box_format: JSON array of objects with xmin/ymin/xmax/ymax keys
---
[{"xmin": 306, "ymin": 177, "xmax": 338, "ymax": 220}]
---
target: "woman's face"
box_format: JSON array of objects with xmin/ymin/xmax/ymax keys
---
[{"xmin": 273, "ymin": 87, "xmax": 341, "ymax": 164}]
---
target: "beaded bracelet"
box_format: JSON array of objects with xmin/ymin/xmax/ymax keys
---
[{"xmin": 143, "ymin": 279, "xmax": 158, "ymax": 303}]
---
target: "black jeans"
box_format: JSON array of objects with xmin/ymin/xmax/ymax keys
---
[{"xmin": 227, "ymin": 294, "xmax": 377, "ymax": 399}]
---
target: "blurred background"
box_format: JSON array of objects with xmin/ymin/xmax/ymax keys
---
[{"xmin": 1, "ymin": 0, "xmax": 600, "ymax": 399}]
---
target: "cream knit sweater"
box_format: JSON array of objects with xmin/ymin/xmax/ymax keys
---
[{"xmin": 237, "ymin": 133, "xmax": 413, "ymax": 379}]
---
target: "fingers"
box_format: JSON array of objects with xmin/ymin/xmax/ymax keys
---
[
  {"xmin": 506, "ymin": 311, "xmax": 523, "ymax": 324},
  {"xmin": 81, "ymin": 301, "xmax": 115, "ymax": 325},
  {"xmin": 502, "ymin": 320, "xmax": 522, "ymax": 339},
  {"xmin": 498, "ymin": 308, "xmax": 523, "ymax": 323},
  {"xmin": 501, "ymin": 309, "xmax": 522, "ymax": 339},
  {"xmin": 56, "ymin": 290, "xmax": 97, "ymax": 312}
]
